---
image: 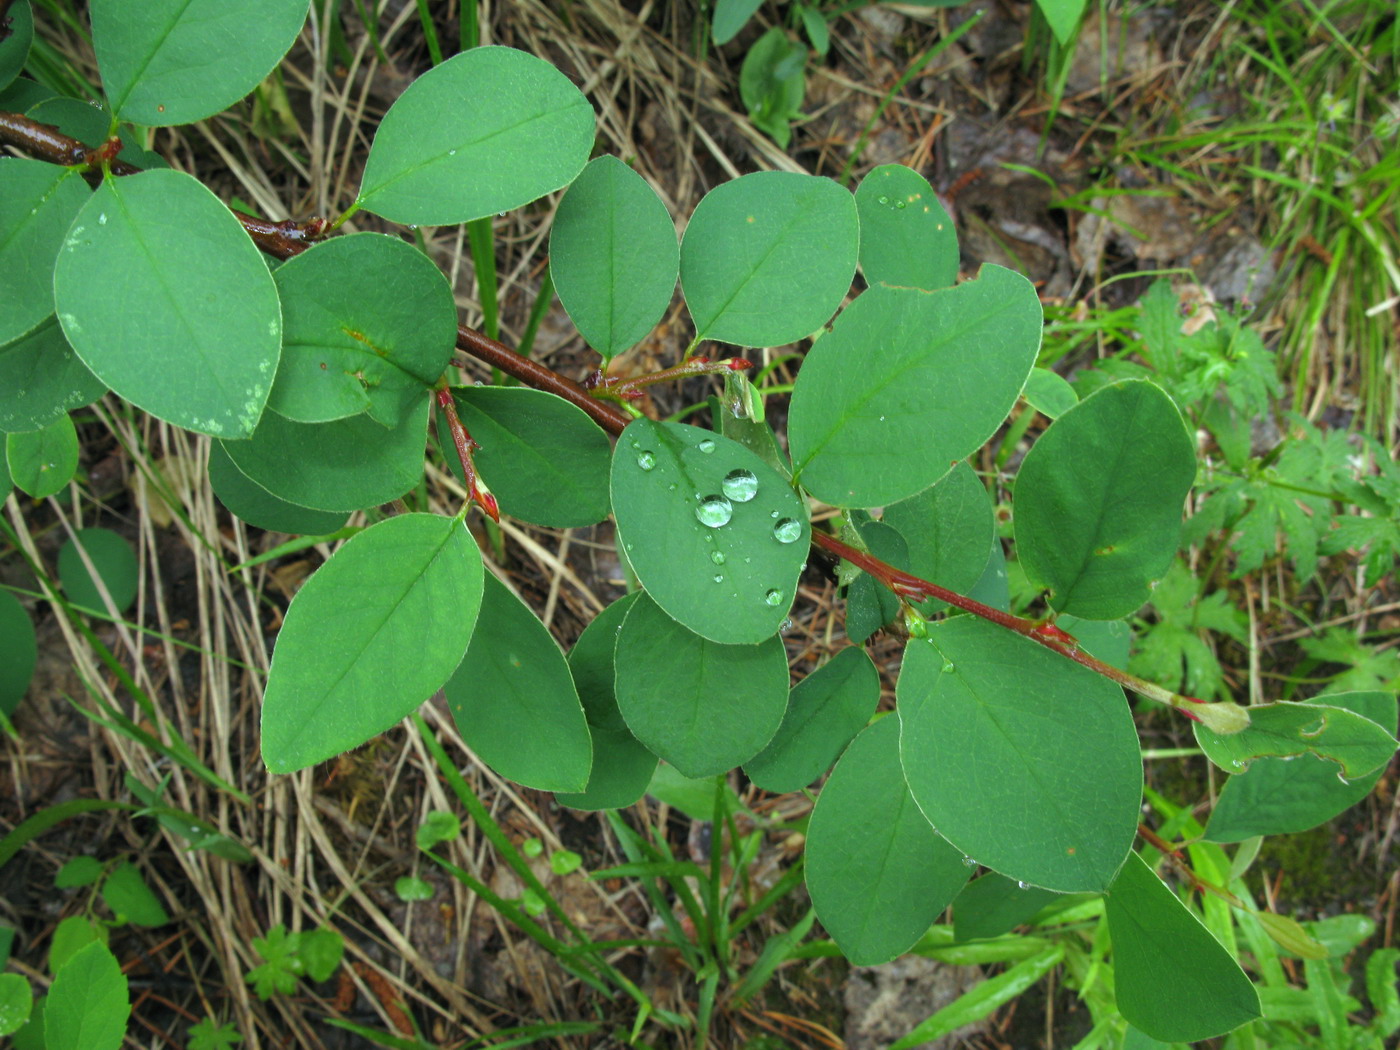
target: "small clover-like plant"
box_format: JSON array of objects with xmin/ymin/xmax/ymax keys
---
[{"xmin": 1, "ymin": 4, "xmax": 1396, "ymax": 1044}]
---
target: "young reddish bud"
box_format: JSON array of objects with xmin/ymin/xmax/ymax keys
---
[{"xmin": 727, "ymin": 358, "xmax": 753, "ymax": 371}]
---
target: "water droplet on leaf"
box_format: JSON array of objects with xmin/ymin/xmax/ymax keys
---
[
  {"xmin": 636, "ymin": 451, "xmax": 656, "ymax": 470},
  {"xmin": 962, "ymin": 856, "xmax": 976, "ymax": 867},
  {"xmin": 772, "ymin": 518, "xmax": 802, "ymax": 543},
  {"xmin": 710, "ymin": 551, "xmax": 726, "ymax": 565},
  {"xmin": 721, "ymin": 468, "xmax": 758, "ymax": 502},
  {"xmin": 697, "ymin": 438, "xmax": 716, "ymax": 454},
  {"xmin": 942, "ymin": 660, "xmax": 955, "ymax": 673},
  {"xmin": 713, "ymin": 574, "xmax": 724, "ymax": 584},
  {"xmin": 764, "ymin": 588, "xmax": 784, "ymax": 607},
  {"xmin": 696, "ymin": 495, "xmax": 733, "ymax": 528},
  {"xmin": 1017, "ymin": 880, "xmax": 1030, "ymax": 890}
]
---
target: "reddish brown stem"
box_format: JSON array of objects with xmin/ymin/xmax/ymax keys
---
[
  {"xmin": 435, "ymin": 388, "xmax": 499, "ymax": 521},
  {"xmin": 585, "ymin": 356, "xmax": 754, "ymax": 403}
]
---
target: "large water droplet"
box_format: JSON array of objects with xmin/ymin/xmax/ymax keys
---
[
  {"xmin": 697, "ymin": 438, "xmax": 716, "ymax": 454},
  {"xmin": 636, "ymin": 451, "xmax": 656, "ymax": 470},
  {"xmin": 721, "ymin": 469, "xmax": 758, "ymax": 502},
  {"xmin": 696, "ymin": 495, "xmax": 733, "ymax": 528},
  {"xmin": 773, "ymin": 518, "xmax": 802, "ymax": 543},
  {"xmin": 710, "ymin": 551, "xmax": 726, "ymax": 566},
  {"xmin": 764, "ymin": 588, "xmax": 784, "ymax": 607}
]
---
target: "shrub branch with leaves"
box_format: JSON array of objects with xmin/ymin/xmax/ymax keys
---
[{"xmin": 1, "ymin": 2, "xmax": 1396, "ymax": 1046}]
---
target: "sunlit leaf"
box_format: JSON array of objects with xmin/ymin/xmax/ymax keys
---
[{"xmin": 855, "ymin": 164, "xmax": 957, "ymax": 291}]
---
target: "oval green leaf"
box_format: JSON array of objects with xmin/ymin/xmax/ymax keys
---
[
  {"xmin": 447, "ymin": 387, "xmax": 611, "ymax": 528},
  {"xmin": 788, "ymin": 267, "xmax": 1043, "ymax": 508},
  {"xmin": 882, "ymin": 460, "xmax": 994, "ymax": 615},
  {"xmin": 806, "ymin": 714, "xmax": 971, "ymax": 965},
  {"xmin": 219, "ymin": 397, "xmax": 429, "ymax": 513},
  {"xmin": 54, "ymin": 170, "xmax": 281, "ymax": 438},
  {"xmin": 1014, "ymin": 380, "xmax": 1195, "ymax": 620},
  {"xmin": 1023, "ymin": 366, "xmax": 1078, "ymax": 419},
  {"xmin": 550, "ymin": 155, "xmax": 679, "ymax": 360},
  {"xmin": 6, "ymin": 413, "xmax": 78, "ymax": 498},
  {"xmin": 0, "ymin": 589, "xmax": 36, "ymax": 717},
  {"xmin": 444, "ymin": 572, "xmax": 592, "ymax": 793},
  {"xmin": 1206, "ymin": 691, "xmax": 1397, "ymax": 842},
  {"xmin": 91, "ymin": 0, "xmax": 309, "ymax": 126},
  {"xmin": 855, "ymin": 163, "xmax": 958, "ymax": 291},
  {"xmin": 0, "ymin": 972, "xmax": 32, "ymax": 1038},
  {"xmin": 261, "ymin": 514, "xmax": 484, "ymax": 773},
  {"xmin": 712, "ymin": 0, "xmax": 764, "ymax": 45},
  {"xmin": 611, "ymin": 419, "xmax": 809, "ymax": 644},
  {"xmin": 897, "ymin": 618, "xmax": 1142, "ymax": 892},
  {"xmin": 358, "ymin": 46, "xmax": 594, "ymax": 226},
  {"xmin": 558, "ymin": 593, "xmax": 658, "ymax": 810},
  {"xmin": 207, "ymin": 441, "xmax": 348, "ymax": 535},
  {"xmin": 680, "ymin": 171, "xmax": 858, "ymax": 347},
  {"xmin": 269, "ymin": 233, "xmax": 456, "ymax": 426},
  {"xmin": 1194, "ymin": 698, "xmax": 1398, "ymax": 782},
  {"xmin": 58, "ymin": 527, "xmax": 139, "ymax": 615},
  {"xmin": 744, "ymin": 646, "xmax": 880, "ymax": 793},
  {"xmin": 44, "ymin": 940, "xmax": 130, "ymax": 1050},
  {"xmin": 1106, "ymin": 851, "xmax": 1261, "ymax": 1042},
  {"xmin": 951, "ymin": 873, "xmax": 1066, "ymax": 942},
  {"xmin": 614, "ymin": 594, "xmax": 788, "ymax": 777},
  {"xmin": 0, "ymin": 2, "xmax": 33, "ymax": 92},
  {"xmin": 0, "ymin": 318, "xmax": 107, "ymax": 434},
  {"xmin": 100, "ymin": 861, "xmax": 169, "ymax": 927},
  {"xmin": 0, "ymin": 157, "xmax": 91, "ymax": 345}
]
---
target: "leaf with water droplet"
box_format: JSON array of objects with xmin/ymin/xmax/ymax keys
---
[
  {"xmin": 1194, "ymin": 697, "xmax": 1397, "ymax": 783},
  {"xmin": 611, "ymin": 419, "xmax": 809, "ymax": 644},
  {"xmin": 615, "ymin": 594, "xmax": 787, "ymax": 776},
  {"xmin": 855, "ymin": 164, "xmax": 957, "ymax": 292}
]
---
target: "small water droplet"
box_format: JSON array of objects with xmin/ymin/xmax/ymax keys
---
[
  {"xmin": 878, "ymin": 195, "xmax": 889, "ymax": 204},
  {"xmin": 773, "ymin": 518, "xmax": 802, "ymax": 543},
  {"xmin": 696, "ymin": 495, "xmax": 733, "ymax": 528},
  {"xmin": 941, "ymin": 660, "xmax": 955, "ymax": 673},
  {"xmin": 1017, "ymin": 880, "xmax": 1030, "ymax": 890},
  {"xmin": 780, "ymin": 618, "xmax": 793, "ymax": 631},
  {"xmin": 710, "ymin": 551, "xmax": 726, "ymax": 565},
  {"xmin": 636, "ymin": 451, "xmax": 656, "ymax": 470},
  {"xmin": 713, "ymin": 574, "xmax": 724, "ymax": 584},
  {"xmin": 448, "ymin": 148, "xmax": 457, "ymax": 155},
  {"xmin": 721, "ymin": 468, "xmax": 758, "ymax": 502},
  {"xmin": 764, "ymin": 588, "xmax": 784, "ymax": 607},
  {"xmin": 961, "ymin": 856, "xmax": 976, "ymax": 867},
  {"xmin": 770, "ymin": 509, "xmax": 780, "ymax": 518},
  {"xmin": 879, "ymin": 415, "xmax": 886, "ymax": 422},
  {"xmin": 98, "ymin": 212, "xmax": 107, "ymax": 225},
  {"xmin": 697, "ymin": 438, "xmax": 716, "ymax": 454},
  {"xmin": 895, "ymin": 199, "xmax": 907, "ymax": 209}
]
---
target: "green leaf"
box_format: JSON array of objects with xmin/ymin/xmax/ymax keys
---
[
  {"xmin": 854, "ymin": 164, "xmax": 958, "ymax": 291},
  {"xmin": 54, "ymin": 169, "xmax": 281, "ymax": 438},
  {"xmin": 100, "ymin": 861, "xmax": 169, "ymax": 927},
  {"xmin": 297, "ymin": 928, "xmax": 343, "ymax": 982},
  {"xmin": 614, "ymin": 594, "xmax": 788, "ymax": 777},
  {"xmin": 738, "ymin": 28, "xmax": 806, "ymax": 149},
  {"xmin": 1195, "ymin": 699, "xmax": 1398, "ymax": 781},
  {"xmin": 1014, "ymin": 380, "xmax": 1195, "ymax": 619},
  {"xmin": 951, "ymin": 873, "xmax": 1065, "ymax": 941},
  {"xmin": 416, "ymin": 811, "xmax": 460, "ymax": 849},
  {"xmin": 48, "ymin": 916, "xmax": 106, "ymax": 975},
  {"xmin": 744, "ymin": 646, "xmax": 880, "ymax": 793},
  {"xmin": 188, "ymin": 1016, "xmax": 243, "ymax": 1050},
  {"xmin": 610, "ymin": 419, "xmax": 809, "ymax": 644},
  {"xmin": 843, "ymin": 521, "xmax": 906, "ymax": 643},
  {"xmin": 358, "ymin": 46, "xmax": 594, "ymax": 226},
  {"xmin": 207, "ymin": 441, "xmax": 348, "ymax": 535},
  {"xmin": 0, "ymin": 317, "xmax": 107, "ymax": 434},
  {"xmin": 269, "ymin": 233, "xmax": 456, "ymax": 426},
  {"xmin": 0, "ymin": 157, "xmax": 91, "ymax": 346},
  {"xmin": 806, "ymin": 715, "xmax": 971, "ymax": 965},
  {"xmin": 1035, "ymin": 0, "xmax": 1088, "ymax": 45},
  {"xmin": 6, "ymin": 413, "xmax": 78, "ymax": 498},
  {"xmin": 219, "ymin": 397, "xmax": 430, "ymax": 513},
  {"xmin": 680, "ymin": 171, "xmax": 857, "ymax": 347},
  {"xmin": 24, "ymin": 98, "xmax": 169, "ymax": 171},
  {"xmin": 55, "ymin": 855, "xmax": 104, "ymax": 889},
  {"xmin": 91, "ymin": 0, "xmax": 309, "ymax": 126},
  {"xmin": 1105, "ymin": 851, "xmax": 1261, "ymax": 1042},
  {"xmin": 246, "ymin": 925, "xmax": 299, "ymax": 999},
  {"xmin": 0, "ymin": 972, "xmax": 32, "ymax": 1038},
  {"xmin": 557, "ymin": 593, "xmax": 658, "ymax": 811},
  {"xmin": 1206, "ymin": 692, "xmax": 1397, "ymax": 842},
  {"xmin": 45, "ymin": 940, "xmax": 130, "ymax": 1050},
  {"xmin": 447, "ymin": 387, "xmax": 611, "ymax": 528},
  {"xmin": 261, "ymin": 514, "xmax": 484, "ymax": 773},
  {"xmin": 1023, "ymin": 367, "xmax": 1077, "ymax": 419},
  {"xmin": 0, "ymin": 589, "xmax": 36, "ymax": 717},
  {"xmin": 550, "ymin": 155, "xmax": 679, "ymax": 360},
  {"xmin": 444, "ymin": 573, "xmax": 592, "ymax": 793},
  {"xmin": 788, "ymin": 267, "xmax": 1043, "ymax": 508},
  {"xmin": 395, "ymin": 876, "xmax": 434, "ymax": 901},
  {"xmin": 0, "ymin": 1, "xmax": 33, "ymax": 92},
  {"xmin": 712, "ymin": 0, "xmax": 764, "ymax": 44},
  {"xmin": 58, "ymin": 528, "xmax": 139, "ymax": 615},
  {"xmin": 897, "ymin": 618, "xmax": 1142, "ymax": 892},
  {"xmin": 883, "ymin": 460, "xmax": 994, "ymax": 615}
]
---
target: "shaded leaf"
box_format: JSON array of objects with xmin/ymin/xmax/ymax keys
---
[
  {"xmin": 444, "ymin": 573, "xmax": 592, "ymax": 793},
  {"xmin": 261, "ymin": 514, "xmax": 484, "ymax": 773},
  {"xmin": 6, "ymin": 413, "xmax": 78, "ymax": 498},
  {"xmin": 207, "ymin": 441, "xmax": 348, "ymax": 535},
  {"xmin": 712, "ymin": 0, "xmax": 764, "ymax": 44},
  {"xmin": 100, "ymin": 862, "xmax": 169, "ymax": 927},
  {"xmin": 0, "ymin": 1, "xmax": 33, "ymax": 91},
  {"xmin": 952, "ymin": 873, "xmax": 1065, "ymax": 942},
  {"xmin": 58, "ymin": 527, "xmax": 139, "ymax": 615},
  {"xmin": 806, "ymin": 715, "xmax": 970, "ymax": 964},
  {"xmin": 614, "ymin": 594, "xmax": 787, "ymax": 777},
  {"xmin": 1023, "ymin": 367, "xmax": 1077, "ymax": 418},
  {"xmin": 0, "ymin": 317, "xmax": 107, "ymax": 434},
  {"xmin": 0, "ymin": 157, "xmax": 91, "ymax": 345},
  {"xmin": 358, "ymin": 47, "xmax": 594, "ymax": 226},
  {"xmin": 788, "ymin": 268, "xmax": 1042, "ymax": 508},
  {"xmin": 883, "ymin": 460, "xmax": 993, "ymax": 615},
  {"xmin": 0, "ymin": 588, "xmax": 37, "ymax": 717}
]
